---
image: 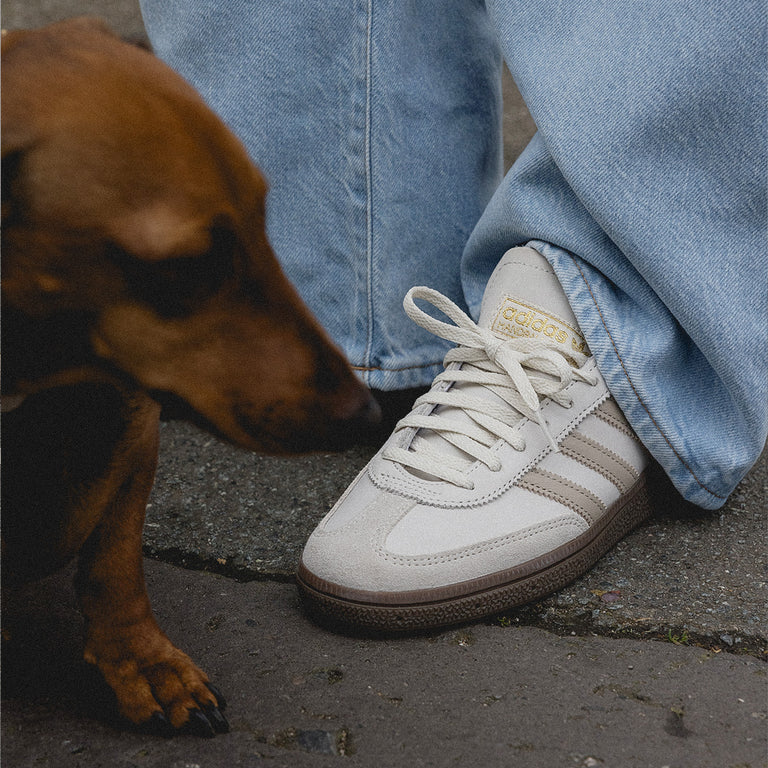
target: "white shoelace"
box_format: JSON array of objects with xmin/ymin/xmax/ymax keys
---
[{"xmin": 382, "ymin": 287, "xmax": 598, "ymax": 489}]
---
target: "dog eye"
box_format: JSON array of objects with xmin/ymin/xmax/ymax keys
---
[{"xmin": 117, "ymin": 226, "xmax": 236, "ymax": 318}]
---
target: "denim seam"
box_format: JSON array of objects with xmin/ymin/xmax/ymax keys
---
[
  {"xmin": 567, "ymin": 254, "xmax": 726, "ymax": 502},
  {"xmin": 363, "ymin": 0, "xmax": 375, "ymax": 379},
  {"xmin": 352, "ymin": 360, "xmax": 444, "ymax": 373}
]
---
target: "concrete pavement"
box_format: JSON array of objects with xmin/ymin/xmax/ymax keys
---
[
  {"xmin": 3, "ymin": 557, "xmax": 766, "ymax": 767},
  {"xmin": 2, "ymin": 2, "xmax": 766, "ymax": 766}
]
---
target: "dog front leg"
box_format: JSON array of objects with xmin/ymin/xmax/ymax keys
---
[{"xmin": 75, "ymin": 391, "xmax": 229, "ymax": 737}]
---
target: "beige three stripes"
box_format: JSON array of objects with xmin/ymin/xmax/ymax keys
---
[{"xmin": 519, "ymin": 399, "xmax": 641, "ymax": 525}]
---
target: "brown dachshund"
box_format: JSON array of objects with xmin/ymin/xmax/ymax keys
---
[{"xmin": 1, "ymin": 17, "xmax": 379, "ymax": 737}]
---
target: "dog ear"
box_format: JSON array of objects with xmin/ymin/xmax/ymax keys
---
[{"xmin": 108, "ymin": 201, "xmax": 218, "ymax": 262}]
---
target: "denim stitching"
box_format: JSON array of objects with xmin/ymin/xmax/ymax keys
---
[
  {"xmin": 568, "ymin": 254, "xmax": 725, "ymax": 501},
  {"xmin": 363, "ymin": 0, "xmax": 375, "ymax": 382},
  {"xmin": 352, "ymin": 360, "xmax": 444, "ymax": 373}
]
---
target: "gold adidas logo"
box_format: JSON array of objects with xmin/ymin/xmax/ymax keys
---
[{"xmin": 492, "ymin": 297, "xmax": 589, "ymax": 356}]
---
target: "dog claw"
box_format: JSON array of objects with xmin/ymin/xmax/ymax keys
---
[
  {"xmin": 145, "ymin": 711, "xmax": 175, "ymax": 739},
  {"xmin": 205, "ymin": 682, "xmax": 227, "ymax": 711},
  {"xmin": 203, "ymin": 703, "xmax": 230, "ymax": 734},
  {"xmin": 185, "ymin": 709, "xmax": 217, "ymax": 738}
]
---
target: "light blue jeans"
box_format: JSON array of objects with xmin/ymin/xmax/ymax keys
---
[{"xmin": 139, "ymin": 0, "xmax": 766, "ymax": 510}]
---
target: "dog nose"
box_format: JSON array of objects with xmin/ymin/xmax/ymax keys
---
[
  {"xmin": 333, "ymin": 387, "xmax": 382, "ymax": 426},
  {"xmin": 316, "ymin": 386, "xmax": 381, "ymax": 450},
  {"xmin": 356, "ymin": 391, "xmax": 383, "ymax": 425}
]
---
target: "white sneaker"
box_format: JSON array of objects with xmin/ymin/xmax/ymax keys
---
[{"xmin": 298, "ymin": 247, "xmax": 651, "ymax": 631}]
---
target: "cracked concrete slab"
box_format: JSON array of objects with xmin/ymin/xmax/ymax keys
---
[
  {"xmin": 3, "ymin": 561, "xmax": 766, "ymax": 768},
  {"xmin": 144, "ymin": 421, "xmax": 767, "ymax": 655}
]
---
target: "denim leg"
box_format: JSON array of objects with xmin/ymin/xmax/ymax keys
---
[
  {"xmin": 139, "ymin": 0, "xmax": 503, "ymax": 390},
  {"xmin": 464, "ymin": 0, "xmax": 767, "ymax": 508}
]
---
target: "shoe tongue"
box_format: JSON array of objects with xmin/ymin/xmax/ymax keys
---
[{"xmin": 479, "ymin": 247, "xmax": 590, "ymax": 367}]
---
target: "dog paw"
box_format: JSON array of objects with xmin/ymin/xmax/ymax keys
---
[{"xmin": 84, "ymin": 628, "xmax": 229, "ymax": 736}]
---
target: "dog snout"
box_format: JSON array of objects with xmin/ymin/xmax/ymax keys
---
[
  {"xmin": 331, "ymin": 385, "xmax": 382, "ymax": 426},
  {"xmin": 318, "ymin": 385, "xmax": 382, "ymax": 450}
]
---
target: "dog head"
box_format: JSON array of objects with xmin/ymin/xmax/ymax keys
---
[{"xmin": 1, "ymin": 18, "xmax": 379, "ymax": 452}]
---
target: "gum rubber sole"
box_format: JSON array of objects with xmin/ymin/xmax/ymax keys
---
[{"xmin": 296, "ymin": 474, "xmax": 652, "ymax": 633}]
